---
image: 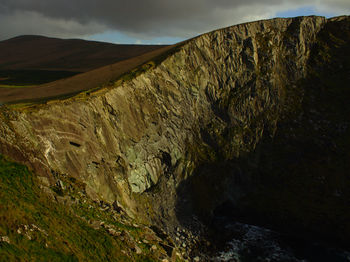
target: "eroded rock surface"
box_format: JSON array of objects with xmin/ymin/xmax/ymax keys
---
[{"xmin": 1, "ymin": 16, "xmax": 350, "ymax": 248}]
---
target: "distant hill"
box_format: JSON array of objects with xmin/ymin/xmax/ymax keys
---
[
  {"xmin": 1, "ymin": 16, "xmax": 350, "ymax": 260},
  {"xmin": 0, "ymin": 44, "xmax": 176, "ymax": 103},
  {"xmin": 0, "ymin": 35, "xmax": 167, "ymax": 72}
]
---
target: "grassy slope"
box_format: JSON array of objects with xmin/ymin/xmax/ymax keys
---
[{"xmin": 0, "ymin": 155, "xmax": 171, "ymax": 261}]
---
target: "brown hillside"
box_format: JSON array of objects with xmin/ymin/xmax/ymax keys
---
[
  {"xmin": 0, "ymin": 44, "xmax": 176, "ymax": 103},
  {"xmin": 0, "ymin": 35, "xmax": 167, "ymax": 72}
]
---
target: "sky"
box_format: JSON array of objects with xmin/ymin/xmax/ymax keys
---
[{"xmin": 0, "ymin": 1, "xmax": 349, "ymax": 45}]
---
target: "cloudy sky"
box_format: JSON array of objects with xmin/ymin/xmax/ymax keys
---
[{"xmin": 0, "ymin": 0, "xmax": 349, "ymax": 44}]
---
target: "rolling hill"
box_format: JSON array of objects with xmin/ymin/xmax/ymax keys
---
[
  {"xmin": 0, "ymin": 35, "xmax": 168, "ymax": 93},
  {"xmin": 0, "ymin": 35, "xmax": 167, "ymax": 72},
  {"xmin": 1, "ymin": 16, "xmax": 350, "ymax": 261}
]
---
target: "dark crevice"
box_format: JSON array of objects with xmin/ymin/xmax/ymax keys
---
[{"xmin": 69, "ymin": 141, "xmax": 81, "ymax": 147}]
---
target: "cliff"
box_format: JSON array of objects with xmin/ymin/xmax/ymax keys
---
[{"xmin": 1, "ymin": 15, "xmax": 350, "ymax": 257}]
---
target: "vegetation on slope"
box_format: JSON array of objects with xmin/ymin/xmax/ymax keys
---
[{"xmin": 0, "ymin": 155, "xmax": 177, "ymax": 261}]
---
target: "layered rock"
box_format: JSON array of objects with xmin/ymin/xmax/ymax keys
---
[{"xmin": 1, "ymin": 16, "xmax": 349, "ymax": 245}]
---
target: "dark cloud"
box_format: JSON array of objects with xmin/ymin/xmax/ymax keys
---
[{"xmin": 0, "ymin": 0, "xmax": 349, "ymax": 40}]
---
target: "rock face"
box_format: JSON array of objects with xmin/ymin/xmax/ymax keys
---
[{"xmin": 1, "ymin": 16, "xmax": 350, "ymax": 246}]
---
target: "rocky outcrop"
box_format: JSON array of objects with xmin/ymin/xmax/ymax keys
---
[{"xmin": 1, "ymin": 16, "xmax": 350, "ymax": 246}]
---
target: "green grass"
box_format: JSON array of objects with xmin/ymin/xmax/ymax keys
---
[{"xmin": 0, "ymin": 155, "xmax": 168, "ymax": 261}]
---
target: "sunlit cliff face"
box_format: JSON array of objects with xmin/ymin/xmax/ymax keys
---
[{"xmin": 0, "ymin": 16, "xmax": 349, "ymax": 249}]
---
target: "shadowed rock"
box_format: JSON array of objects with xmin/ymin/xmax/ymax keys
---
[{"xmin": 0, "ymin": 16, "xmax": 349, "ymax": 252}]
